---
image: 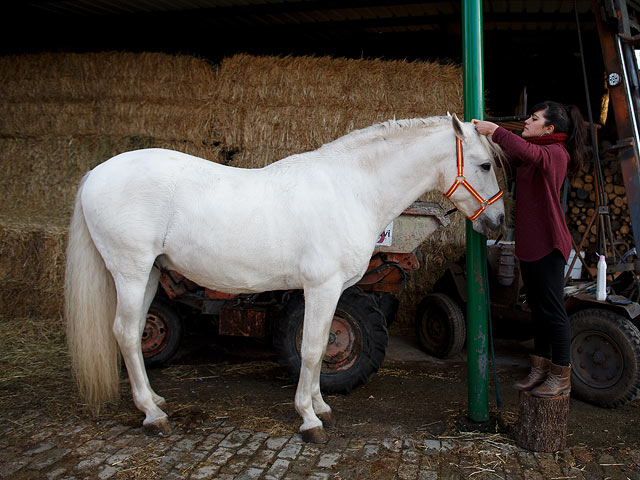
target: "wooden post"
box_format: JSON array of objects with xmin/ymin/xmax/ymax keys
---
[{"xmin": 514, "ymin": 391, "xmax": 570, "ymax": 452}]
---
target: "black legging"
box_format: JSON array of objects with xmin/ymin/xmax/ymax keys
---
[{"xmin": 519, "ymin": 249, "xmax": 571, "ymax": 366}]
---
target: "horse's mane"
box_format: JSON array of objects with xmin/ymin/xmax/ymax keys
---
[
  {"xmin": 320, "ymin": 116, "xmax": 452, "ymax": 153},
  {"xmin": 320, "ymin": 115, "xmax": 505, "ymax": 170},
  {"xmin": 476, "ymin": 129, "xmax": 509, "ymax": 193},
  {"xmin": 478, "ymin": 132, "xmax": 505, "ymax": 165}
]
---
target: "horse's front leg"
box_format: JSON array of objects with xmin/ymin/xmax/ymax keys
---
[
  {"xmin": 296, "ymin": 280, "xmax": 342, "ymax": 443},
  {"xmin": 312, "ymin": 384, "xmax": 335, "ymax": 427}
]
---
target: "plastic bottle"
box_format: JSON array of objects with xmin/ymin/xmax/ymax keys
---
[{"xmin": 596, "ymin": 254, "xmax": 607, "ymax": 301}]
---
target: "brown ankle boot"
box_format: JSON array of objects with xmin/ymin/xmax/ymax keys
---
[
  {"xmin": 531, "ymin": 363, "xmax": 571, "ymax": 398},
  {"xmin": 513, "ymin": 355, "xmax": 550, "ymax": 391}
]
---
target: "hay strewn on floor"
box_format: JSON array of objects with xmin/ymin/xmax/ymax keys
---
[{"xmin": 1, "ymin": 51, "xmax": 468, "ymax": 326}]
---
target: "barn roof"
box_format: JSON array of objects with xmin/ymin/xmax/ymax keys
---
[{"xmin": 4, "ymin": 1, "xmax": 597, "ymax": 58}]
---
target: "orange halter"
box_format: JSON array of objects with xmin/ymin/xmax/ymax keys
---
[{"xmin": 443, "ymin": 137, "xmax": 504, "ymax": 221}]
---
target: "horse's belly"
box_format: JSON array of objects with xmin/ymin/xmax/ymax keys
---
[
  {"xmin": 162, "ymin": 224, "xmax": 374, "ymax": 295},
  {"xmin": 160, "ymin": 247, "xmax": 304, "ymax": 294}
]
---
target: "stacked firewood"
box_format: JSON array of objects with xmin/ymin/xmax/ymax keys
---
[{"xmin": 566, "ymin": 145, "xmax": 632, "ymax": 266}]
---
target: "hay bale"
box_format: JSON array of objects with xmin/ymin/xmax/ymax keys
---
[
  {"xmin": 214, "ymin": 54, "xmax": 463, "ymax": 167},
  {"xmin": 215, "ymin": 54, "xmax": 462, "ymax": 112},
  {"xmin": 0, "ymin": 52, "xmax": 218, "ymax": 142},
  {"xmin": 0, "ymin": 51, "xmax": 218, "ymax": 101},
  {"xmin": 0, "ymin": 99, "xmax": 217, "ymax": 141},
  {"xmin": 0, "ymin": 220, "xmax": 67, "ymax": 319},
  {"xmin": 0, "ymin": 135, "xmax": 228, "ymax": 221}
]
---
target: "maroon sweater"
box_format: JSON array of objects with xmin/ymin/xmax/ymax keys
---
[{"xmin": 492, "ymin": 126, "xmax": 572, "ymax": 262}]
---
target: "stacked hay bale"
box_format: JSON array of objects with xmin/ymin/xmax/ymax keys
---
[
  {"xmin": 0, "ymin": 52, "xmax": 225, "ymax": 320},
  {"xmin": 1, "ymin": 51, "xmax": 467, "ymax": 329},
  {"xmin": 214, "ymin": 54, "xmax": 463, "ymax": 167}
]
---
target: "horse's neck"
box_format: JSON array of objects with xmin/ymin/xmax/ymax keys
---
[{"xmin": 352, "ymin": 128, "xmax": 450, "ymax": 228}]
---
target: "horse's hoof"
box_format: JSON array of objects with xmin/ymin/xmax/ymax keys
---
[
  {"xmin": 301, "ymin": 426, "xmax": 329, "ymax": 444},
  {"xmin": 144, "ymin": 417, "xmax": 172, "ymax": 436},
  {"xmin": 317, "ymin": 411, "xmax": 336, "ymax": 428}
]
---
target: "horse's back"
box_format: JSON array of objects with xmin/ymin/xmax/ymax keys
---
[
  {"xmin": 90, "ymin": 148, "xmax": 229, "ymax": 183},
  {"xmin": 83, "ymin": 148, "xmax": 235, "ymax": 204}
]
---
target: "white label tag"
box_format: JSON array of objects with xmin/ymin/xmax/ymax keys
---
[{"xmin": 377, "ymin": 222, "xmax": 393, "ymax": 246}]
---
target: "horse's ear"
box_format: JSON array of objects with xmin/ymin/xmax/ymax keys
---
[{"xmin": 451, "ymin": 113, "xmax": 464, "ymax": 140}]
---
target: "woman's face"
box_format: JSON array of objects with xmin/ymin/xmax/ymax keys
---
[{"xmin": 522, "ymin": 109, "xmax": 554, "ymax": 138}]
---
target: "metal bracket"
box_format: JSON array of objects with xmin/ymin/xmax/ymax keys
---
[{"xmin": 607, "ymin": 137, "xmax": 636, "ymax": 152}]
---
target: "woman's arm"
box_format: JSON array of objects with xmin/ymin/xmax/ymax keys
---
[
  {"xmin": 472, "ymin": 119, "xmax": 499, "ymax": 136},
  {"xmin": 473, "ymin": 120, "xmax": 558, "ymax": 170},
  {"xmin": 472, "ymin": 120, "xmax": 518, "ymax": 165},
  {"xmin": 491, "ymin": 126, "xmax": 555, "ymax": 171}
]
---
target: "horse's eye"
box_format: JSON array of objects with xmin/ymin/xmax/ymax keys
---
[{"xmin": 480, "ymin": 163, "xmax": 491, "ymax": 172}]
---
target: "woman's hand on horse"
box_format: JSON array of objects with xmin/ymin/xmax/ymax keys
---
[{"xmin": 472, "ymin": 119, "xmax": 499, "ymax": 137}]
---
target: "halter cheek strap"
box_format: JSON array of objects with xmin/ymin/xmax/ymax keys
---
[{"xmin": 443, "ymin": 137, "xmax": 504, "ymax": 221}]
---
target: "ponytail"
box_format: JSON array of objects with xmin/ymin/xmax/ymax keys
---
[
  {"xmin": 530, "ymin": 101, "xmax": 587, "ymax": 177},
  {"xmin": 564, "ymin": 105, "xmax": 587, "ymax": 177}
]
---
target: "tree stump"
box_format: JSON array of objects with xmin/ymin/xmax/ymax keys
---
[{"xmin": 514, "ymin": 391, "xmax": 570, "ymax": 452}]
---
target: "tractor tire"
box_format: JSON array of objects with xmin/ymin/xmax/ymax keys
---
[
  {"xmin": 570, "ymin": 308, "xmax": 640, "ymax": 408},
  {"xmin": 273, "ymin": 286, "xmax": 388, "ymax": 394},
  {"xmin": 142, "ymin": 297, "xmax": 183, "ymax": 367},
  {"xmin": 374, "ymin": 292, "xmax": 400, "ymax": 326},
  {"xmin": 415, "ymin": 293, "xmax": 466, "ymax": 358}
]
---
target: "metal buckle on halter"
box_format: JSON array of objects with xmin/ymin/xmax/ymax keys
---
[
  {"xmin": 443, "ymin": 137, "xmax": 503, "ymax": 221},
  {"xmin": 466, "ymin": 190, "xmax": 504, "ymax": 221}
]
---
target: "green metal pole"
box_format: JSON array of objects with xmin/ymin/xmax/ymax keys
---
[{"xmin": 462, "ymin": 0, "xmax": 490, "ymax": 423}]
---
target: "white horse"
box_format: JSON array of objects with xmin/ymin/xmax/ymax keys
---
[{"xmin": 65, "ymin": 114, "xmax": 504, "ymax": 443}]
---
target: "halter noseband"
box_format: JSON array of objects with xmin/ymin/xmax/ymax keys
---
[{"xmin": 443, "ymin": 137, "xmax": 504, "ymax": 221}]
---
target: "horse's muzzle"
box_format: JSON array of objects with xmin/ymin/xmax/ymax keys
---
[{"xmin": 472, "ymin": 212, "xmax": 504, "ymax": 235}]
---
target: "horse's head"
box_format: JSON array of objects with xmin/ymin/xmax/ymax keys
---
[{"xmin": 442, "ymin": 114, "xmax": 505, "ymax": 235}]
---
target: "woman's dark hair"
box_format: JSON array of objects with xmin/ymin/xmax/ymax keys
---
[{"xmin": 530, "ymin": 101, "xmax": 587, "ymax": 176}]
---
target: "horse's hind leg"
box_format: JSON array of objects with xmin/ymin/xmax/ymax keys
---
[
  {"xmin": 296, "ymin": 280, "xmax": 342, "ymax": 443},
  {"xmin": 113, "ymin": 272, "xmax": 170, "ymax": 435}
]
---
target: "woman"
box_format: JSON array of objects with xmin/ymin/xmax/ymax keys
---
[{"xmin": 473, "ymin": 101, "xmax": 586, "ymax": 398}]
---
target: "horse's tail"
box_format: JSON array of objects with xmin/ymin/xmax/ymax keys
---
[{"xmin": 65, "ymin": 173, "xmax": 120, "ymax": 409}]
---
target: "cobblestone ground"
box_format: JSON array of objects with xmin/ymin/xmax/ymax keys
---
[
  {"xmin": 2, "ymin": 407, "xmax": 640, "ymax": 480},
  {"xmin": 3, "ymin": 335, "xmax": 640, "ymax": 480}
]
